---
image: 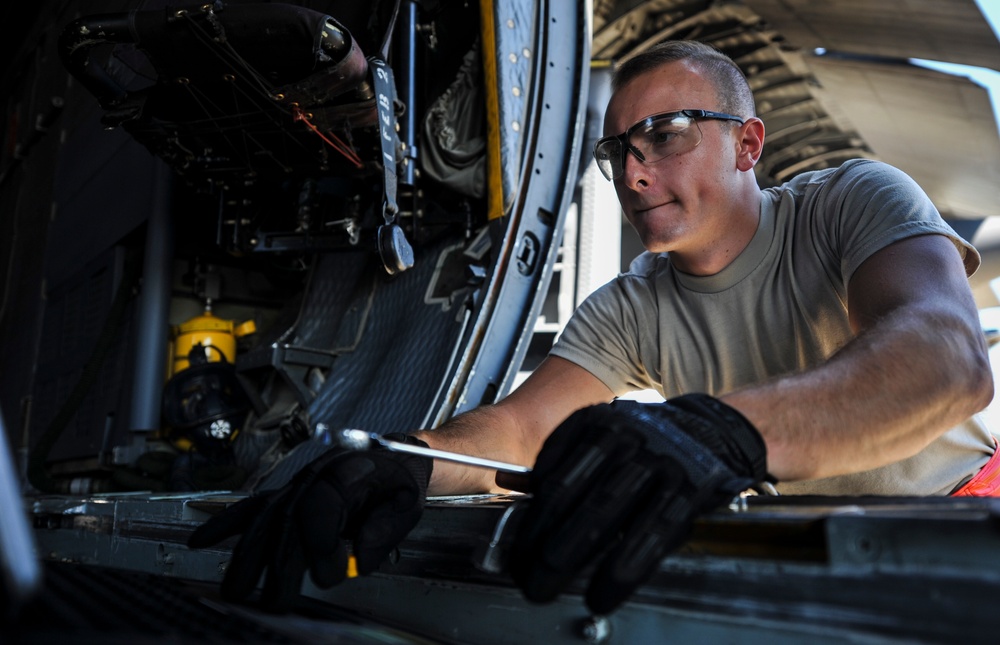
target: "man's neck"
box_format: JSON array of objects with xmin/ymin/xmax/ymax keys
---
[{"xmin": 670, "ymin": 192, "xmax": 762, "ymax": 276}]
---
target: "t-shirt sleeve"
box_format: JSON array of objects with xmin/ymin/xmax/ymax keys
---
[
  {"xmin": 819, "ymin": 160, "xmax": 980, "ymax": 283},
  {"xmin": 549, "ymin": 278, "xmax": 657, "ymax": 396}
]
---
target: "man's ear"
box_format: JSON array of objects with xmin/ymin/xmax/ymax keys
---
[{"xmin": 736, "ymin": 117, "xmax": 765, "ymax": 172}]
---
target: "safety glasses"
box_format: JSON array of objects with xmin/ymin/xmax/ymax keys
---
[{"xmin": 593, "ymin": 109, "xmax": 745, "ymax": 181}]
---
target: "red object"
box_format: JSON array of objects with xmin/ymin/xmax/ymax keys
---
[{"xmin": 952, "ymin": 438, "xmax": 1000, "ymax": 497}]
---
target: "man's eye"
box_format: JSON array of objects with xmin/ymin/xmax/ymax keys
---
[{"xmin": 642, "ymin": 122, "xmax": 686, "ymax": 146}]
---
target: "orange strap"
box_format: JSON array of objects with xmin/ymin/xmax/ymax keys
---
[{"xmin": 952, "ymin": 437, "xmax": 1000, "ymax": 497}]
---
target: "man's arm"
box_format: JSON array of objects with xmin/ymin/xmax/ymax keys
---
[
  {"xmin": 724, "ymin": 233, "xmax": 993, "ymax": 482},
  {"xmin": 412, "ymin": 355, "xmax": 615, "ymax": 494}
]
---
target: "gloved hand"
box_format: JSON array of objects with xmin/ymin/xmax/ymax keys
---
[
  {"xmin": 187, "ymin": 434, "xmax": 431, "ymax": 609},
  {"xmin": 508, "ymin": 394, "xmax": 769, "ymax": 615}
]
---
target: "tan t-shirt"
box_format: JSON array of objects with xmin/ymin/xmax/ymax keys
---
[{"xmin": 551, "ymin": 159, "xmax": 993, "ymax": 496}]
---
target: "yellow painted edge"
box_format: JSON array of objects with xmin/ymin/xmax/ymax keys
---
[
  {"xmin": 346, "ymin": 554, "xmax": 359, "ymax": 578},
  {"xmin": 480, "ymin": 0, "xmax": 504, "ymax": 220}
]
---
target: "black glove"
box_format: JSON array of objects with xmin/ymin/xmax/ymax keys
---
[
  {"xmin": 187, "ymin": 434, "xmax": 431, "ymax": 609},
  {"xmin": 508, "ymin": 394, "xmax": 768, "ymax": 615}
]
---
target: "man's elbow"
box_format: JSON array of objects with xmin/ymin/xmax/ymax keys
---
[
  {"xmin": 952, "ymin": 335, "xmax": 994, "ymax": 417},
  {"xmin": 967, "ymin": 350, "xmax": 994, "ymax": 413}
]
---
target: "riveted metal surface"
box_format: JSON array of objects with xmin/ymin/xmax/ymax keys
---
[{"xmin": 488, "ymin": 0, "xmax": 537, "ymax": 216}]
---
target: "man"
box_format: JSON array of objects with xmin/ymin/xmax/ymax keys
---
[{"xmin": 190, "ymin": 40, "xmax": 996, "ymax": 614}]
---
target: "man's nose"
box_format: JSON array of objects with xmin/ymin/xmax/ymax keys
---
[{"xmin": 619, "ymin": 147, "xmax": 652, "ymax": 190}]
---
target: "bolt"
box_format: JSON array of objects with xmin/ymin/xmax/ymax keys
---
[{"xmin": 580, "ymin": 616, "xmax": 610, "ymax": 643}]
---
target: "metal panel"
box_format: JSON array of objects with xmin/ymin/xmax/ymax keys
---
[
  {"xmin": 804, "ymin": 53, "xmax": 1000, "ymax": 220},
  {"xmin": 743, "ymin": 0, "xmax": 1000, "ymax": 71},
  {"xmin": 27, "ymin": 493, "xmax": 1000, "ymax": 644},
  {"xmin": 432, "ymin": 0, "xmax": 591, "ymax": 419}
]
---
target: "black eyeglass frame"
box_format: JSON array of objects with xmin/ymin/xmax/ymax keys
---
[{"xmin": 593, "ymin": 109, "xmax": 746, "ymax": 181}]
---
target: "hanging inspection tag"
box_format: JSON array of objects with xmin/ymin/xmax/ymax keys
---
[
  {"xmin": 369, "ymin": 56, "xmax": 399, "ymax": 223},
  {"xmin": 368, "ymin": 56, "xmax": 413, "ymax": 274}
]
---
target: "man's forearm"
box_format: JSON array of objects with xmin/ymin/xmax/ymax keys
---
[
  {"xmin": 412, "ymin": 356, "xmax": 616, "ymax": 495},
  {"xmin": 412, "ymin": 404, "xmax": 536, "ymax": 495},
  {"xmin": 725, "ymin": 305, "xmax": 993, "ymax": 482}
]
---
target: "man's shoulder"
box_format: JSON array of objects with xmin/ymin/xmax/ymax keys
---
[
  {"xmin": 766, "ymin": 159, "xmax": 921, "ymax": 219},
  {"xmin": 776, "ymin": 158, "xmax": 904, "ymax": 193}
]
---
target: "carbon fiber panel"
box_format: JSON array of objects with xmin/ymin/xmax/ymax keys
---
[
  {"xmin": 308, "ymin": 238, "xmax": 470, "ymax": 432},
  {"xmin": 291, "ymin": 250, "xmax": 371, "ymax": 350}
]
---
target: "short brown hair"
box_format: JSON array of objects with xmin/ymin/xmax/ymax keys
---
[{"xmin": 612, "ymin": 40, "xmax": 756, "ymax": 118}]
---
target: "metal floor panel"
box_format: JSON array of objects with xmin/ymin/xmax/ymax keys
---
[
  {"xmin": 24, "ymin": 492, "xmax": 1000, "ymax": 644},
  {"xmin": 5, "ymin": 559, "xmax": 439, "ymax": 644}
]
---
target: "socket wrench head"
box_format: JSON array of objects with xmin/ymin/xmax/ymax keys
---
[{"xmin": 337, "ymin": 428, "xmax": 375, "ymax": 451}]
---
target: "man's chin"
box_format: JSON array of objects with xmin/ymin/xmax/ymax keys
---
[{"xmin": 637, "ymin": 235, "xmax": 676, "ymax": 254}]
